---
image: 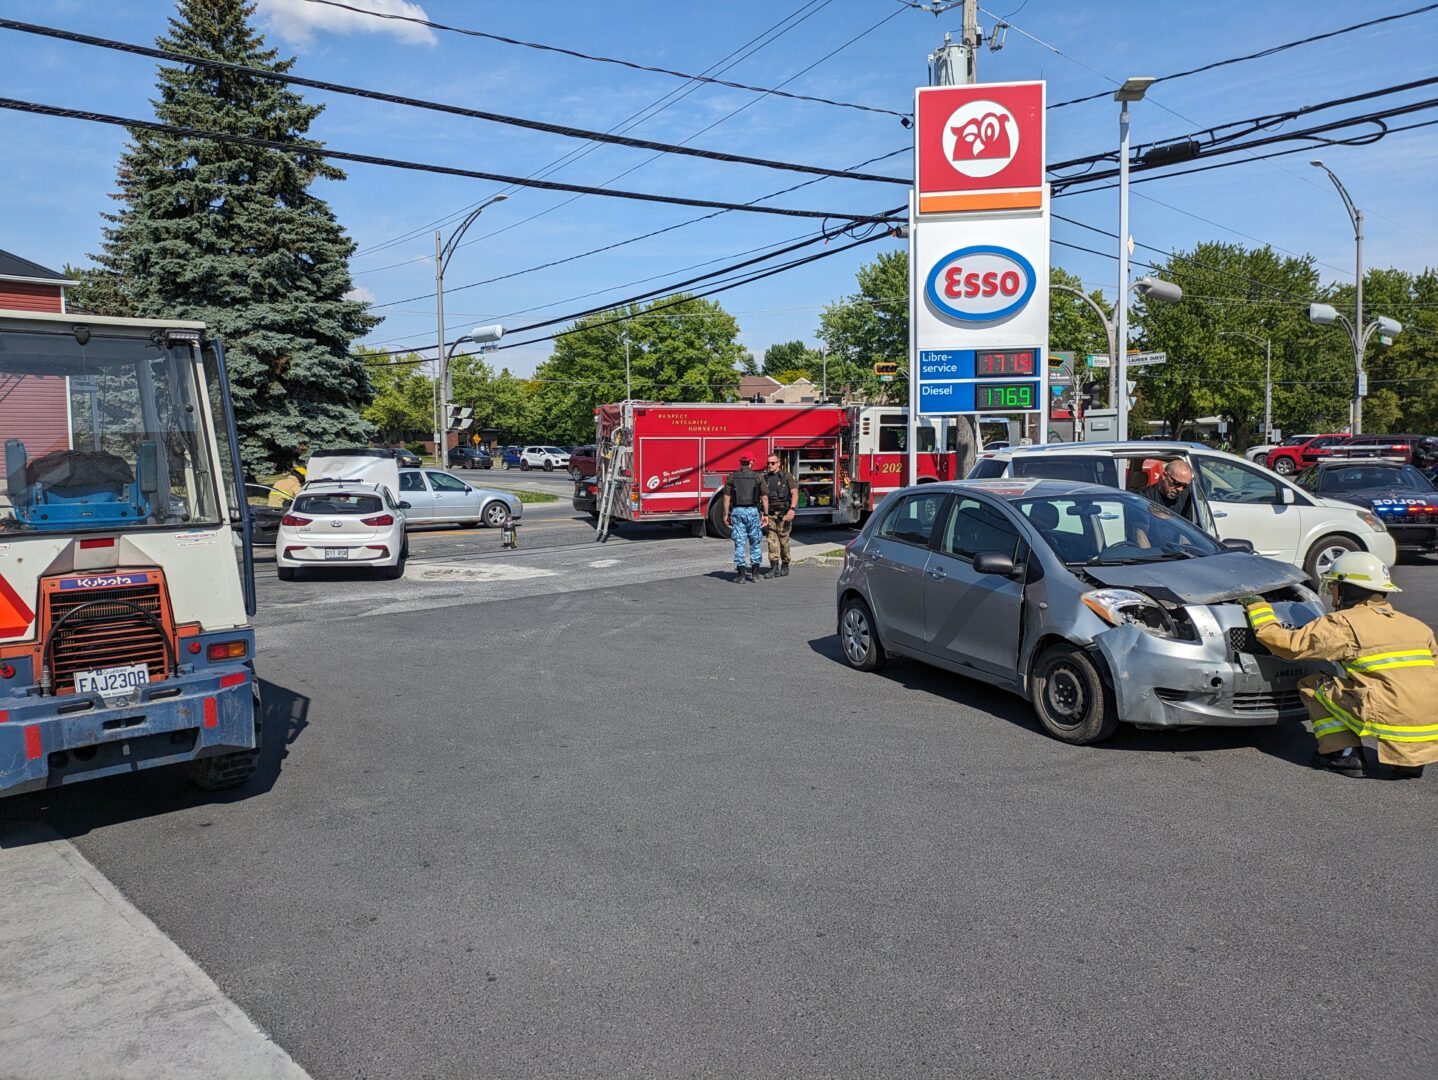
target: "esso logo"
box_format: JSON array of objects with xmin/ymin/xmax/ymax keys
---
[
  {"xmin": 925, "ymin": 245, "xmax": 1036, "ymax": 323},
  {"xmin": 941, "ymin": 100, "xmax": 1019, "ymax": 178}
]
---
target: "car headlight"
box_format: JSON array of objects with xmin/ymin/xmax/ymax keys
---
[
  {"xmin": 1081, "ymin": 589, "xmax": 1182, "ymax": 639},
  {"xmin": 1358, "ymin": 511, "xmax": 1386, "ymax": 533}
]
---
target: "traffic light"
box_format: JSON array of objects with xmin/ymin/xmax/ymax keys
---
[
  {"xmin": 447, "ymin": 405, "xmax": 474, "ymax": 431},
  {"xmin": 1080, "ymin": 380, "xmax": 1106, "ymax": 410}
]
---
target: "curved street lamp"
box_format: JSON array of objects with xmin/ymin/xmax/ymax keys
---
[
  {"xmin": 433, "ymin": 193, "xmax": 508, "ymax": 463},
  {"xmin": 1053, "ymin": 275, "xmax": 1181, "ymax": 435},
  {"xmin": 1307, "ymin": 161, "xmax": 1402, "ymax": 433}
]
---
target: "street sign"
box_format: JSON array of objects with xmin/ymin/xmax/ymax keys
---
[
  {"xmin": 915, "ymin": 81, "xmax": 1045, "ymax": 215},
  {"xmin": 873, "ymin": 361, "xmax": 899, "ymax": 377},
  {"xmin": 1358, "ymin": 371, "xmax": 1369, "ymax": 397},
  {"xmin": 1086, "ymin": 354, "xmax": 1109, "ymax": 368},
  {"xmin": 1125, "ymin": 351, "xmax": 1167, "ymax": 367}
]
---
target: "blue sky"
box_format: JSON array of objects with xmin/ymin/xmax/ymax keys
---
[{"xmin": 3, "ymin": 0, "xmax": 1436, "ymax": 376}]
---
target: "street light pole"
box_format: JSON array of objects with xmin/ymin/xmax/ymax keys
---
[
  {"xmin": 433, "ymin": 193, "xmax": 507, "ymax": 464},
  {"xmin": 1309, "ymin": 161, "xmax": 1365, "ymax": 432},
  {"xmin": 1113, "ymin": 77, "xmax": 1155, "ymax": 440}
]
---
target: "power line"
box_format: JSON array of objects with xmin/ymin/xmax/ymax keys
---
[
  {"xmin": 352, "ymin": 0, "xmax": 838, "ymax": 260},
  {"xmin": 495, "ymin": 233, "xmax": 889, "ymax": 353},
  {"xmin": 295, "ymin": 0, "xmax": 908, "ymax": 119},
  {"xmin": 1044, "ymin": 2, "xmax": 1438, "ymax": 110},
  {"xmin": 0, "ymin": 97, "xmax": 900, "ymax": 224},
  {"xmin": 0, "ymin": 18, "xmax": 907, "ymax": 188},
  {"xmin": 366, "ymin": 145, "xmax": 911, "ymax": 309},
  {"xmin": 421, "ymin": 2, "xmax": 912, "ymax": 274}
]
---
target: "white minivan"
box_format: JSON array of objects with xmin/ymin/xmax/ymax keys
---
[{"xmin": 970, "ymin": 442, "xmax": 1396, "ymax": 581}]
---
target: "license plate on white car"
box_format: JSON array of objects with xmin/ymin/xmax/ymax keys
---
[
  {"xmin": 324, "ymin": 547, "xmax": 349, "ymax": 560},
  {"xmin": 74, "ymin": 663, "xmax": 149, "ymax": 699}
]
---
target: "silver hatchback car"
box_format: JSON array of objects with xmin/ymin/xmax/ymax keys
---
[{"xmin": 836, "ymin": 479, "xmax": 1328, "ymax": 744}]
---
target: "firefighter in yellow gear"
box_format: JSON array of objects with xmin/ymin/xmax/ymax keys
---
[{"xmin": 1245, "ymin": 551, "xmax": 1437, "ymax": 778}]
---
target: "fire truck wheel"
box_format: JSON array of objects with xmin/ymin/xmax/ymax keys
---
[
  {"xmin": 187, "ymin": 694, "xmax": 261, "ymax": 791},
  {"xmin": 706, "ymin": 498, "xmax": 731, "ymax": 540}
]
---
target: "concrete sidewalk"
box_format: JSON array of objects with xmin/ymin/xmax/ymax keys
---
[{"xmin": 0, "ymin": 824, "xmax": 308, "ymax": 1080}]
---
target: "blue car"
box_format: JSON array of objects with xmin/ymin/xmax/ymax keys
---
[{"xmin": 500, "ymin": 447, "xmax": 523, "ymax": 470}]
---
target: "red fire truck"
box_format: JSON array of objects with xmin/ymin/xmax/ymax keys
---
[{"xmin": 592, "ymin": 402, "xmax": 958, "ymax": 536}]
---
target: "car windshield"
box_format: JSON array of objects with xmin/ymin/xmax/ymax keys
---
[
  {"xmin": 1012, "ymin": 492, "xmax": 1224, "ymax": 565},
  {"xmin": 543, "ymin": 447, "xmax": 566, "ymax": 454},
  {"xmin": 293, "ymin": 492, "xmax": 382, "ymax": 515},
  {"xmin": 1322, "ymin": 465, "xmax": 1433, "ymax": 492},
  {"xmin": 0, "ymin": 326, "xmax": 220, "ymax": 536}
]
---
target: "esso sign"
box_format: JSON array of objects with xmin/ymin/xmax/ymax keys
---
[{"xmin": 924, "ymin": 245, "xmax": 1036, "ymax": 323}]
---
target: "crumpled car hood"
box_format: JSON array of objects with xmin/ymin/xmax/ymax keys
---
[{"xmin": 1082, "ymin": 553, "xmax": 1308, "ymax": 605}]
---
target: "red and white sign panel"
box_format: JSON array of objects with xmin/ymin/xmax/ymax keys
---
[{"xmin": 915, "ymin": 81, "xmax": 1045, "ymax": 215}]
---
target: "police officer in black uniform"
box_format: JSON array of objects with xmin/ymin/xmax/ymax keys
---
[{"xmin": 761, "ymin": 452, "xmax": 799, "ymax": 578}]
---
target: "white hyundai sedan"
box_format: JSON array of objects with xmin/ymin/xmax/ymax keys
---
[{"xmin": 276, "ymin": 481, "xmax": 408, "ymax": 581}]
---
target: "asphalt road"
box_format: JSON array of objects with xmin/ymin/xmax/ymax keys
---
[{"xmin": 3, "ymin": 511, "xmax": 1436, "ymax": 1078}]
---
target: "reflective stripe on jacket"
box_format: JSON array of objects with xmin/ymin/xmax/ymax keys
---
[{"xmin": 1245, "ymin": 596, "xmax": 1438, "ymax": 764}]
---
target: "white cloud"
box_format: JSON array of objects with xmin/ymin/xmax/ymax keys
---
[
  {"xmin": 256, "ymin": 0, "xmax": 437, "ymax": 47},
  {"xmin": 344, "ymin": 285, "xmax": 377, "ymax": 304}
]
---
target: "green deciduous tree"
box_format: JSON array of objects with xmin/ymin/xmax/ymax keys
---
[
  {"xmin": 529, "ymin": 295, "xmax": 746, "ymax": 443},
  {"xmin": 1323, "ymin": 268, "xmax": 1438, "ymax": 434},
  {"xmin": 449, "ymin": 352, "xmax": 540, "ymax": 444},
  {"xmin": 817, "ymin": 249, "xmax": 907, "ymax": 401},
  {"xmin": 88, "ymin": 0, "xmax": 378, "ymax": 473},
  {"xmin": 360, "ymin": 351, "xmax": 433, "ymax": 445},
  {"xmin": 1132, "ymin": 242, "xmax": 1344, "ymax": 442},
  {"xmin": 762, "ymin": 339, "xmax": 822, "ymax": 378}
]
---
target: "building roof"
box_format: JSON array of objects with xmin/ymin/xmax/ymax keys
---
[
  {"xmin": 738, "ymin": 374, "xmax": 782, "ymax": 398},
  {"xmin": 0, "ymin": 249, "xmax": 74, "ymax": 285}
]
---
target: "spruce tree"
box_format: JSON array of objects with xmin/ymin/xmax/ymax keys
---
[{"xmin": 91, "ymin": 0, "xmax": 379, "ymax": 473}]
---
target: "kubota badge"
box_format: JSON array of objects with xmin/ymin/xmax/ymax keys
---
[{"xmin": 915, "ymin": 81, "xmax": 1045, "ymax": 215}]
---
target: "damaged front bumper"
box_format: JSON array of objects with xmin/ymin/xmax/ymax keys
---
[{"xmin": 1091, "ymin": 600, "xmax": 1328, "ymax": 729}]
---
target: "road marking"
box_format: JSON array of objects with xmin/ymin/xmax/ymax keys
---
[
  {"xmin": 0, "ymin": 824, "xmax": 310, "ymax": 1080},
  {"xmin": 589, "ymin": 558, "xmax": 620, "ymax": 568},
  {"xmin": 405, "ymin": 562, "xmax": 558, "ymax": 583}
]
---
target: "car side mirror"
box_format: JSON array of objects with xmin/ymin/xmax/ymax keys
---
[
  {"xmin": 1280, "ymin": 487, "xmax": 1295, "ymax": 505},
  {"xmin": 137, "ymin": 440, "xmax": 163, "ymax": 506},
  {"xmin": 1220, "ymin": 538, "xmax": 1255, "ymax": 553},
  {"xmin": 973, "ymin": 551, "xmax": 1019, "ymax": 577},
  {"xmin": 398, "ymin": 500, "xmax": 411, "ymax": 509},
  {"xmin": 5, "ymin": 439, "xmax": 28, "ymax": 503}
]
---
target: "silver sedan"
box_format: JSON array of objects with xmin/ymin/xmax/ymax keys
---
[
  {"xmin": 836, "ymin": 479, "xmax": 1328, "ymax": 745},
  {"xmin": 396, "ymin": 468, "xmax": 522, "ymax": 528}
]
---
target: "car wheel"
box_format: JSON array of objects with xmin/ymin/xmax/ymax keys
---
[
  {"xmin": 520, "ymin": 461, "xmax": 531, "ymax": 471},
  {"xmin": 483, "ymin": 501, "xmax": 511, "ymax": 528},
  {"xmin": 839, "ymin": 596, "xmax": 887, "ymax": 673},
  {"xmin": 1304, "ymin": 534, "xmax": 1360, "ymax": 584},
  {"xmin": 569, "ymin": 466, "xmax": 582, "ymax": 480},
  {"xmin": 543, "ymin": 461, "xmax": 554, "ymax": 472},
  {"xmin": 1272, "ymin": 457, "xmax": 1296, "ymax": 475},
  {"xmin": 1030, "ymin": 645, "xmax": 1117, "ymax": 745},
  {"xmin": 384, "ymin": 551, "xmax": 406, "ymax": 579},
  {"xmin": 277, "ymin": 566, "xmax": 298, "ymax": 582}
]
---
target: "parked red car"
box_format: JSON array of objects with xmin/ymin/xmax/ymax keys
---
[
  {"xmin": 1263, "ymin": 433, "xmax": 1351, "ymax": 475},
  {"xmin": 568, "ymin": 444, "xmax": 597, "ymax": 479}
]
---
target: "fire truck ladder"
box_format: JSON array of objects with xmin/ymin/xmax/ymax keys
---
[{"xmin": 594, "ymin": 423, "xmax": 632, "ymax": 543}]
